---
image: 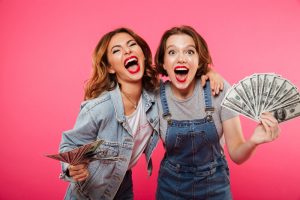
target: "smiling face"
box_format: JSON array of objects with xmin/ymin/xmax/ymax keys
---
[
  {"xmin": 107, "ymin": 32, "xmax": 145, "ymax": 86},
  {"xmin": 163, "ymin": 34, "xmax": 199, "ymax": 97}
]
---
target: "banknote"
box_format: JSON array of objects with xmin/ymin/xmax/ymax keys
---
[
  {"xmin": 269, "ymin": 100, "xmax": 300, "ymax": 123},
  {"xmin": 221, "ymin": 98, "xmax": 259, "ymax": 122},
  {"xmin": 45, "ymin": 140, "xmax": 104, "ymax": 165},
  {"xmin": 222, "ymin": 73, "xmax": 300, "ymax": 123}
]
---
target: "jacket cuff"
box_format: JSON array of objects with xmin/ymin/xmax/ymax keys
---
[{"xmin": 59, "ymin": 163, "xmax": 75, "ymax": 182}]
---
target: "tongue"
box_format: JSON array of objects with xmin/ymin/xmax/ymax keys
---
[
  {"xmin": 175, "ymin": 74, "xmax": 187, "ymax": 82},
  {"xmin": 127, "ymin": 64, "xmax": 139, "ymax": 74}
]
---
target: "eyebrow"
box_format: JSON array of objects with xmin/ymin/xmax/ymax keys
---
[
  {"xmin": 111, "ymin": 39, "xmax": 136, "ymax": 52},
  {"xmin": 166, "ymin": 44, "xmax": 196, "ymax": 50}
]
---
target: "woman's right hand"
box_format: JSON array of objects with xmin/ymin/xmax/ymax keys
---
[{"xmin": 68, "ymin": 163, "xmax": 89, "ymax": 182}]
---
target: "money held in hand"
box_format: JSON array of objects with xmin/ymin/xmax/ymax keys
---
[
  {"xmin": 45, "ymin": 140, "xmax": 104, "ymax": 165},
  {"xmin": 221, "ymin": 73, "xmax": 300, "ymax": 123}
]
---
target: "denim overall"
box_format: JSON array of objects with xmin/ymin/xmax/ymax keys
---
[{"xmin": 156, "ymin": 81, "xmax": 232, "ymax": 200}]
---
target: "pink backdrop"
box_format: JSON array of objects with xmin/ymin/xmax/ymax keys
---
[{"xmin": 1, "ymin": 0, "xmax": 300, "ymax": 199}]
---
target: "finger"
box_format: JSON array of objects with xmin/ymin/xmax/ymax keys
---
[
  {"xmin": 261, "ymin": 119, "xmax": 278, "ymax": 141},
  {"xmin": 73, "ymin": 170, "xmax": 89, "ymax": 182},
  {"xmin": 68, "ymin": 164, "xmax": 85, "ymax": 172},
  {"xmin": 220, "ymin": 81, "xmax": 224, "ymax": 91},
  {"xmin": 214, "ymin": 83, "xmax": 219, "ymax": 95},
  {"xmin": 201, "ymin": 75, "xmax": 208, "ymax": 87},
  {"xmin": 261, "ymin": 112, "xmax": 278, "ymax": 124},
  {"xmin": 260, "ymin": 115, "xmax": 278, "ymax": 132},
  {"xmin": 261, "ymin": 119, "xmax": 272, "ymax": 138},
  {"xmin": 69, "ymin": 165, "xmax": 88, "ymax": 176},
  {"xmin": 72, "ymin": 169, "xmax": 89, "ymax": 181},
  {"xmin": 210, "ymin": 80, "xmax": 216, "ymax": 95},
  {"xmin": 263, "ymin": 117, "xmax": 280, "ymax": 139}
]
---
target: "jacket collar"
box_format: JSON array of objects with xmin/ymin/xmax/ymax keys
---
[{"xmin": 109, "ymin": 84, "xmax": 156, "ymax": 122}]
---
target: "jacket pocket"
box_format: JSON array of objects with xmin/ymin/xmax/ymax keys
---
[
  {"xmin": 95, "ymin": 142, "xmax": 120, "ymax": 164},
  {"xmin": 76, "ymin": 142, "xmax": 120, "ymax": 194}
]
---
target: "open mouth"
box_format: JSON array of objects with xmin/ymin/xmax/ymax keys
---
[
  {"xmin": 124, "ymin": 56, "xmax": 140, "ymax": 74},
  {"xmin": 174, "ymin": 66, "xmax": 189, "ymax": 82}
]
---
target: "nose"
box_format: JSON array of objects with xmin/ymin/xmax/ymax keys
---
[
  {"xmin": 177, "ymin": 53, "xmax": 186, "ymax": 64},
  {"xmin": 123, "ymin": 46, "xmax": 132, "ymax": 55}
]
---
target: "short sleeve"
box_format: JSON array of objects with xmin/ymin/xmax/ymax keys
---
[{"xmin": 220, "ymin": 80, "xmax": 239, "ymax": 122}]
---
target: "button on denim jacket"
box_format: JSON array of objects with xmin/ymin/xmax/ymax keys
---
[{"xmin": 59, "ymin": 84, "xmax": 160, "ymax": 200}]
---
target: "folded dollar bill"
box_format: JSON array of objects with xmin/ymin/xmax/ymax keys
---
[{"xmin": 221, "ymin": 73, "xmax": 300, "ymax": 123}]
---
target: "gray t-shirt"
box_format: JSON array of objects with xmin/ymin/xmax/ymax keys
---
[{"xmin": 157, "ymin": 79, "xmax": 238, "ymax": 147}]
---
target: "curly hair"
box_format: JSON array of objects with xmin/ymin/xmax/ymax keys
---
[
  {"xmin": 155, "ymin": 25, "xmax": 212, "ymax": 78},
  {"xmin": 84, "ymin": 27, "xmax": 159, "ymax": 100}
]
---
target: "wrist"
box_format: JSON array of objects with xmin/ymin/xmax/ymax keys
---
[{"xmin": 248, "ymin": 140, "xmax": 258, "ymax": 149}]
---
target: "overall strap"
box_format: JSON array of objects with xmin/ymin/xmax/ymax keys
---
[
  {"xmin": 160, "ymin": 82, "xmax": 172, "ymax": 123},
  {"xmin": 203, "ymin": 80, "xmax": 215, "ymax": 121}
]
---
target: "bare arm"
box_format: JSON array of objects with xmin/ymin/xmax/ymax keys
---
[{"xmin": 223, "ymin": 112, "xmax": 280, "ymax": 164}]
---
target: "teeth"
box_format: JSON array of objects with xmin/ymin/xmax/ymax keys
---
[
  {"xmin": 174, "ymin": 67, "xmax": 189, "ymax": 75},
  {"xmin": 125, "ymin": 57, "xmax": 137, "ymax": 66}
]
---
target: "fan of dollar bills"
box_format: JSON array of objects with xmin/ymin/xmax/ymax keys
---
[{"xmin": 221, "ymin": 73, "xmax": 300, "ymax": 123}]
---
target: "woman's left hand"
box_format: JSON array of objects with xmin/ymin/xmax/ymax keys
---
[
  {"xmin": 251, "ymin": 112, "xmax": 281, "ymax": 145},
  {"xmin": 201, "ymin": 68, "xmax": 224, "ymax": 96}
]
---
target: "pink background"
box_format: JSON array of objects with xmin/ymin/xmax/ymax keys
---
[{"xmin": 1, "ymin": 0, "xmax": 300, "ymax": 199}]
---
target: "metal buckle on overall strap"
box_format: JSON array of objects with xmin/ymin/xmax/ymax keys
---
[
  {"xmin": 205, "ymin": 107, "xmax": 215, "ymax": 122},
  {"xmin": 162, "ymin": 113, "xmax": 172, "ymax": 125}
]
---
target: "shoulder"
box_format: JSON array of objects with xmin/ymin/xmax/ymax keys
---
[
  {"xmin": 80, "ymin": 91, "xmax": 113, "ymax": 114},
  {"xmin": 222, "ymin": 79, "xmax": 232, "ymax": 91},
  {"xmin": 215, "ymin": 79, "xmax": 232, "ymax": 99}
]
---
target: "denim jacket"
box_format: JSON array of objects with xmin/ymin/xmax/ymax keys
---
[{"xmin": 59, "ymin": 84, "xmax": 160, "ymax": 200}]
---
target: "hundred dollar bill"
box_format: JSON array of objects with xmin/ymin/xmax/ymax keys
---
[
  {"xmin": 249, "ymin": 75, "xmax": 258, "ymax": 115},
  {"xmin": 223, "ymin": 86, "xmax": 256, "ymax": 117},
  {"xmin": 256, "ymin": 74, "xmax": 265, "ymax": 115},
  {"xmin": 234, "ymin": 84, "xmax": 256, "ymax": 116},
  {"xmin": 221, "ymin": 98, "xmax": 259, "ymax": 122},
  {"xmin": 268, "ymin": 86, "xmax": 299, "ymax": 110},
  {"xmin": 269, "ymin": 100, "xmax": 300, "ymax": 123},
  {"xmin": 265, "ymin": 79, "xmax": 295, "ymax": 110},
  {"xmin": 270, "ymin": 93, "xmax": 300, "ymax": 111},
  {"xmin": 260, "ymin": 74, "xmax": 278, "ymax": 112},
  {"xmin": 240, "ymin": 76, "xmax": 257, "ymax": 116},
  {"xmin": 263, "ymin": 76, "xmax": 285, "ymax": 110}
]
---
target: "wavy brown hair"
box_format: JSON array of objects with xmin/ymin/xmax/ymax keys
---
[
  {"xmin": 84, "ymin": 28, "xmax": 159, "ymax": 100},
  {"xmin": 155, "ymin": 25, "xmax": 212, "ymax": 78}
]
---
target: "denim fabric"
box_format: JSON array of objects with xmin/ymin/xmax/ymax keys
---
[
  {"xmin": 156, "ymin": 81, "xmax": 232, "ymax": 200},
  {"xmin": 59, "ymin": 84, "xmax": 159, "ymax": 200}
]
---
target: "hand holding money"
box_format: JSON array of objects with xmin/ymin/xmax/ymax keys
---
[
  {"xmin": 45, "ymin": 140, "xmax": 104, "ymax": 165},
  {"xmin": 68, "ymin": 162, "xmax": 90, "ymax": 182},
  {"xmin": 250, "ymin": 112, "xmax": 280, "ymax": 145}
]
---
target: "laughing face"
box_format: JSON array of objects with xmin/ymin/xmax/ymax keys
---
[
  {"xmin": 107, "ymin": 32, "xmax": 145, "ymax": 85},
  {"xmin": 163, "ymin": 34, "xmax": 199, "ymax": 97}
]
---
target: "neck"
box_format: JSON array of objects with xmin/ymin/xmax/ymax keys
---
[
  {"xmin": 120, "ymin": 82, "xmax": 142, "ymax": 101},
  {"xmin": 119, "ymin": 81, "xmax": 142, "ymax": 115},
  {"xmin": 171, "ymin": 79, "xmax": 196, "ymax": 100}
]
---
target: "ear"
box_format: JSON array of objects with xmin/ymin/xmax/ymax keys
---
[{"xmin": 107, "ymin": 66, "xmax": 116, "ymax": 74}]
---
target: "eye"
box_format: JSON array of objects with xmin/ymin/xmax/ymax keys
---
[
  {"xmin": 168, "ymin": 50, "xmax": 176, "ymax": 55},
  {"xmin": 112, "ymin": 49, "xmax": 120, "ymax": 54},
  {"xmin": 129, "ymin": 42, "xmax": 137, "ymax": 47},
  {"xmin": 186, "ymin": 49, "xmax": 195, "ymax": 55}
]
